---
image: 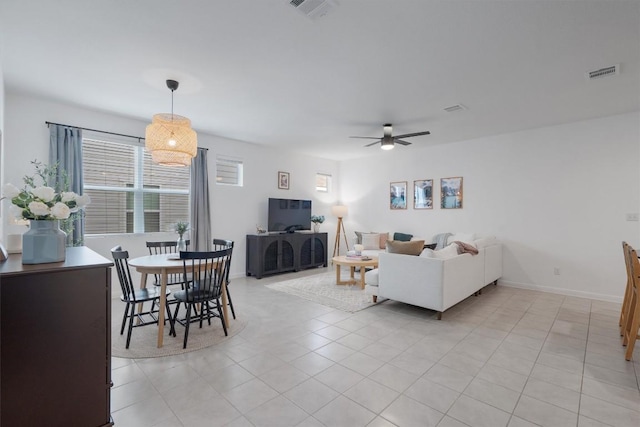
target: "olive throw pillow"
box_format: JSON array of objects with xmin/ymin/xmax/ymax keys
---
[{"xmin": 386, "ymin": 239, "xmax": 425, "ymax": 256}]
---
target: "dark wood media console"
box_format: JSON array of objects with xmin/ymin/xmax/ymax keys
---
[
  {"xmin": 0, "ymin": 246, "xmax": 114, "ymax": 427},
  {"xmin": 246, "ymin": 232, "xmax": 328, "ymax": 279}
]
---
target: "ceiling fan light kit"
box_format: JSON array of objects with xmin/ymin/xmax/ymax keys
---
[
  {"xmin": 350, "ymin": 123, "xmax": 430, "ymax": 150},
  {"xmin": 145, "ymin": 79, "xmax": 198, "ymax": 167}
]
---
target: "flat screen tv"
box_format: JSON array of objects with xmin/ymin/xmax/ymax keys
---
[{"xmin": 268, "ymin": 198, "xmax": 312, "ymax": 232}]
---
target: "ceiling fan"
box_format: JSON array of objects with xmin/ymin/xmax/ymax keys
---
[{"xmin": 350, "ymin": 123, "xmax": 430, "ymax": 150}]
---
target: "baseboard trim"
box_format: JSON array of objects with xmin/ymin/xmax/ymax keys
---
[{"xmin": 498, "ymin": 280, "xmax": 622, "ymax": 304}]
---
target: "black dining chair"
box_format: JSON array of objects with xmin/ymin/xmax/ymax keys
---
[
  {"xmin": 172, "ymin": 248, "xmax": 232, "ymax": 348},
  {"xmin": 212, "ymin": 238, "xmax": 236, "ymax": 319},
  {"xmin": 111, "ymin": 246, "xmax": 175, "ymax": 349},
  {"xmin": 146, "ymin": 240, "xmax": 191, "ymax": 287}
]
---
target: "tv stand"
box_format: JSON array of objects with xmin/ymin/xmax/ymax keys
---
[{"xmin": 246, "ymin": 232, "xmax": 327, "ymax": 279}]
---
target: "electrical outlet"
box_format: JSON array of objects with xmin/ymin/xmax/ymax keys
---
[
  {"xmin": 626, "ymin": 213, "xmax": 639, "ymax": 221},
  {"xmin": 554, "ymin": 267, "xmax": 560, "ymax": 275}
]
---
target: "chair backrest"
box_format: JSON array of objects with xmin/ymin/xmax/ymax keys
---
[
  {"xmin": 111, "ymin": 245, "xmax": 137, "ymax": 302},
  {"xmin": 146, "ymin": 240, "xmax": 191, "ymax": 255},
  {"xmin": 146, "ymin": 240, "xmax": 191, "ymax": 285},
  {"xmin": 212, "ymin": 239, "xmax": 234, "ymax": 284},
  {"xmin": 180, "ymin": 248, "xmax": 232, "ymax": 302}
]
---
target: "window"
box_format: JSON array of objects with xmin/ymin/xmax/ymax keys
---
[
  {"xmin": 316, "ymin": 173, "xmax": 331, "ymax": 192},
  {"xmin": 216, "ymin": 155, "xmax": 243, "ymax": 186},
  {"xmin": 82, "ymin": 138, "xmax": 190, "ymax": 234}
]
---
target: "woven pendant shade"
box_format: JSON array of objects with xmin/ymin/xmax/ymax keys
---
[{"xmin": 145, "ymin": 113, "xmax": 197, "ymax": 167}]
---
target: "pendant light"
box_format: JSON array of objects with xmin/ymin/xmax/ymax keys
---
[{"xmin": 145, "ymin": 79, "xmax": 197, "ymax": 167}]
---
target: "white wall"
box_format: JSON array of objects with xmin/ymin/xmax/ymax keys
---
[
  {"xmin": 340, "ymin": 112, "xmax": 640, "ymax": 302},
  {"xmin": 1, "ymin": 92, "xmax": 340, "ymax": 288}
]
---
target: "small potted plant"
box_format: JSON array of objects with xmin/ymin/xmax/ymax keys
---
[
  {"xmin": 310, "ymin": 215, "xmax": 325, "ymax": 233},
  {"xmin": 175, "ymin": 221, "xmax": 189, "ymax": 251}
]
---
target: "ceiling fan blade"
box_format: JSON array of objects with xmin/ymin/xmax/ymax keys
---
[
  {"xmin": 350, "ymin": 136, "xmax": 382, "ymax": 139},
  {"xmin": 364, "ymin": 140, "xmax": 381, "ymax": 147},
  {"xmin": 393, "ymin": 130, "xmax": 431, "ymax": 139},
  {"xmin": 395, "ymin": 139, "xmax": 412, "ymax": 146}
]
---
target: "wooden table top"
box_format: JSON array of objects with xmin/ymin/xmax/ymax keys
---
[{"xmin": 332, "ymin": 255, "xmax": 379, "ymax": 266}]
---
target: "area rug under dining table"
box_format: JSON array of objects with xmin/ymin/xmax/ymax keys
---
[
  {"xmin": 111, "ymin": 300, "xmax": 247, "ymax": 359},
  {"xmin": 265, "ymin": 271, "xmax": 381, "ymax": 313}
]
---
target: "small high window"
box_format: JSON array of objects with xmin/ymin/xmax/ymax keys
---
[
  {"xmin": 216, "ymin": 155, "xmax": 243, "ymax": 186},
  {"xmin": 316, "ymin": 173, "xmax": 331, "ymax": 192}
]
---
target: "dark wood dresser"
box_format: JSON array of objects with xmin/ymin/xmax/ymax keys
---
[{"xmin": 0, "ymin": 246, "xmax": 113, "ymax": 426}]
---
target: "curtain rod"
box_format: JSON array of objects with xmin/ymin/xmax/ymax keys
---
[{"xmin": 45, "ymin": 121, "xmax": 208, "ymax": 150}]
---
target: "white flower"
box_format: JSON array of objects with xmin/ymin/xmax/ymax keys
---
[
  {"xmin": 50, "ymin": 202, "xmax": 71, "ymax": 219},
  {"xmin": 9, "ymin": 204, "xmax": 24, "ymax": 219},
  {"xmin": 60, "ymin": 192, "xmax": 77, "ymax": 203},
  {"xmin": 2, "ymin": 183, "xmax": 21, "ymax": 198},
  {"xmin": 75, "ymin": 194, "xmax": 91, "ymax": 207},
  {"xmin": 28, "ymin": 201, "xmax": 51, "ymax": 217},
  {"xmin": 31, "ymin": 186, "xmax": 56, "ymax": 202}
]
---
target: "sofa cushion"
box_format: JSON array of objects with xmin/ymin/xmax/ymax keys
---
[
  {"xmin": 420, "ymin": 248, "xmax": 436, "ymax": 258},
  {"xmin": 379, "ymin": 232, "xmax": 389, "ymax": 249},
  {"xmin": 434, "ymin": 243, "xmax": 459, "ymax": 259},
  {"xmin": 474, "ymin": 236, "xmax": 497, "ymax": 249},
  {"xmin": 364, "ymin": 268, "xmax": 379, "ymax": 286},
  {"xmin": 448, "ymin": 232, "xmax": 476, "ymax": 245},
  {"xmin": 362, "ymin": 233, "xmax": 381, "ymax": 250},
  {"xmin": 393, "ymin": 232, "xmax": 413, "ymax": 242},
  {"xmin": 386, "ymin": 239, "xmax": 425, "ymax": 255}
]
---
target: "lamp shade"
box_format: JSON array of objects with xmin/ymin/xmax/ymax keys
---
[
  {"xmin": 331, "ymin": 205, "xmax": 348, "ymax": 218},
  {"xmin": 145, "ymin": 113, "xmax": 197, "ymax": 167}
]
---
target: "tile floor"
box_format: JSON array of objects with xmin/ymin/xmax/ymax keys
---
[{"xmin": 111, "ymin": 267, "xmax": 640, "ymax": 427}]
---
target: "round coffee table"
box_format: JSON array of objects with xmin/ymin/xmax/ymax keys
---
[{"xmin": 332, "ymin": 255, "xmax": 379, "ymax": 289}]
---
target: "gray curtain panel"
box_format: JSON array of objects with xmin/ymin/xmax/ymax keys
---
[
  {"xmin": 190, "ymin": 147, "xmax": 211, "ymax": 251},
  {"xmin": 49, "ymin": 124, "xmax": 84, "ymax": 246}
]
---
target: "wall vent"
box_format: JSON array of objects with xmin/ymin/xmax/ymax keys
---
[
  {"xmin": 586, "ymin": 64, "xmax": 619, "ymax": 80},
  {"xmin": 444, "ymin": 104, "xmax": 467, "ymax": 113},
  {"xmin": 288, "ymin": 0, "xmax": 336, "ymax": 20}
]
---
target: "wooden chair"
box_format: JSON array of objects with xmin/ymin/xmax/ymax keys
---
[
  {"xmin": 172, "ymin": 248, "xmax": 232, "ymax": 348},
  {"xmin": 620, "ymin": 241, "xmax": 633, "ymax": 335},
  {"xmin": 622, "ymin": 244, "xmax": 640, "ymax": 360},
  {"xmin": 111, "ymin": 246, "xmax": 174, "ymax": 349},
  {"xmin": 213, "ymin": 238, "xmax": 236, "ymax": 319}
]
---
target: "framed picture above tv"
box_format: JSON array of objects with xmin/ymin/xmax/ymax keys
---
[{"xmin": 278, "ymin": 171, "xmax": 290, "ymax": 190}]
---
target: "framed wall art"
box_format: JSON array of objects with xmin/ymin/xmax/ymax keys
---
[
  {"xmin": 441, "ymin": 176, "xmax": 463, "ymax": 209},
  {"xmin": 278, "ymin": 171, "xmax": 290, "ymax": 190},
  {"xmin": 390, "ymin": 181, "xmax": 407, "ymax": 210},
  {"xmin": 413, "ymin": 179, "xmax": 433, "ymax": 209}
]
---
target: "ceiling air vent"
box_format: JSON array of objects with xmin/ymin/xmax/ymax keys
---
[
  {"xmin": 288, "ymin": 0, "xmax": 336, "ymax": 20},
  {"xmin": 444, "ymin": 104, "xmax": 467, "ymax": 113},
  {"xmin": 586, "ymin": 64, "xmax": 619, "ymax": 80}
]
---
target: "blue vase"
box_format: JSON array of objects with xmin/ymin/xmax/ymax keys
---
[{"xmin": 22, "ymin": 220, "xmax": 67, "ymax": 264}]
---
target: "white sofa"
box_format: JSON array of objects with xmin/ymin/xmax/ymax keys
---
[{"xmin": 364, "ymin": 236, "xmax": 502, "ymax": 319}]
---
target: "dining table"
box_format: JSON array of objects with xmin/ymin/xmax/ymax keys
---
[{"xmin": 128, "ymin": 253, "xmax": 230, "ymax": 348}]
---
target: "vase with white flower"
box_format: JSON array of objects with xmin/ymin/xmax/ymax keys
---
[
  {"xmin": 175, "ymin": 221, "xmax": 189, "ymax": 252},
  {"xmin": 2, "ymin": 161, "xmax": 91, "ymax": 264},
  {"xmin": 310, "ymin": 215, "xmax": 325, "ymax": 233}
]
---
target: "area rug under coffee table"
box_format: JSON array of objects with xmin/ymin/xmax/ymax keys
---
[{"xmin": 266, "ymin": 272, "xmax": 381, "ymax": 313}]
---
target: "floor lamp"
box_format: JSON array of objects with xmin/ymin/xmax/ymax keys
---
[{"xmin": 332, "ymin": 205, "xmax": 350, "ymax": 258}]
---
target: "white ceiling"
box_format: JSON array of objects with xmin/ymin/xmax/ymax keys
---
[{"xmin": 1, "ymin": 0, "xmax": 638, "ymax": 160}]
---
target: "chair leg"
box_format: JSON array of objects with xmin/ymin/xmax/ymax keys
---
[
  {"xmin": 183, "ymin": 304, "xmax": 192, "ymax": 349},
  {"xmin": 624, "ymin": 298, "xmax": 639, "ymax": 361},
  {"xmin": 217, "ymin": 299, "xmax": 228, "ymax": 336},
  {"xmin": 126, "ymin": 303, "xmax": 136, "ymax": 349},
  {"xmin": 226, "ymin": 284, "xmax": 236, "ymax": 319},
  {"xmin": 121, "ymin": 302, "xmax": 129, "ymax": 335},
  {"xmin": 165, "ymin": 300, "xmax": 176, "ymax": 337},
  {"xmin": 206, "ymin": 301, "xmax": 212, "ymax": 326}
]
